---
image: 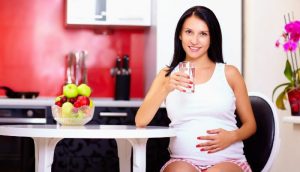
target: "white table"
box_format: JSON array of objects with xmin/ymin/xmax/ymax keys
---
[{"xmin": 0, "ymin": 124, "xmax": 176, "ymax": 172}]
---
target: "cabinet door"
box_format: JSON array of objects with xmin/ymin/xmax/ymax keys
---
[{"xmin": 66, "ymin": 0, "xmax": 151, "ymax": 26}]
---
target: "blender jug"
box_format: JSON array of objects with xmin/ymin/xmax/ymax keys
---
[{"xmin": 66, "ymin": 51, "xmax": 88, "ymax": 85}]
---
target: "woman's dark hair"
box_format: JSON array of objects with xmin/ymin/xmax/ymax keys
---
[{"xmin": 166, "ymin": 6, "xmax": 224, "ymax": 76}]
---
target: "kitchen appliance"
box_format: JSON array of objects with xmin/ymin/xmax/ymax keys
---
[
  {"xmin": 0, "ymin": 105, "xmax": 48, "ymax": 172},
  {"xmin": 66, "ymin": 50, "xmax": 88, "ymax": 85},
  {"xmin": 0, "ymin": 86, "xmax": 39, "ymax": 99}
]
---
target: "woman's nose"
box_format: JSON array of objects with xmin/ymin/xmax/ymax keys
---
[{"xmin": 190, "ymin": 35, "xmax": 199, "ymax": 44}]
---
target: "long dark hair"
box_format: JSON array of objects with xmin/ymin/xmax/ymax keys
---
[{"xmin": 166, "ymin": 6, "xmax": 224, "ymax": 76}]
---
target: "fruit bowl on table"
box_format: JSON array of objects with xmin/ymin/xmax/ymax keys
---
[{"xmin": 51, "ymin": 104, "xmax": 94, "ymax": 126}]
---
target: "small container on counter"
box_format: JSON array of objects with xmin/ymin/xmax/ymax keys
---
[{"xmin": 111, "ymin": 55, "xmax": 131, "ymax": 100}]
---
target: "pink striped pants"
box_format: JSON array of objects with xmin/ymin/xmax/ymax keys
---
[{"xmin": 160, "ymin": 158, "xmax": 252, "ymax": 172}]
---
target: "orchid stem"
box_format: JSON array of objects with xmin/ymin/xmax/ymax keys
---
[
  {"xmin": 293, "ymin": 52, "xmax": 299, "ymax": 86},
  {"xmin": 289, "ymin": 52, "xmax": 297, "ymax": 84}
]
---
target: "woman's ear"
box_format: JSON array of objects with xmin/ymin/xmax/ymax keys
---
[{"xmin": 179, "ymin": 35, "xmax": 182, "ymax": 40}]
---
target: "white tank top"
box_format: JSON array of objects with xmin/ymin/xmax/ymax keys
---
[{"xmin": 165, "ymin": 63, "xmax": 246, "ymax": 166}]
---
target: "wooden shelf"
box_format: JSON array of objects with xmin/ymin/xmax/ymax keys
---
[{"xmin": 283, "ymin": 116, "xmax": 300, "ymax": 124}]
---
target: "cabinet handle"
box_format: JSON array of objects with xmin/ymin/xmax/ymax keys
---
[
  {"xmin": 99, "ymin": 112, "xmax": 127, "ymax": 117},
  {"xmin": 0, "ymin": 118, "xmax": 46, "ymax": 124}
]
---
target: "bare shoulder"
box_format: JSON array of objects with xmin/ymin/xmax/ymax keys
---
[
  {"xmin": 224, "ymin": 64, "xmax": 244, "ymax": 89},
  {"xmin": 224, "ymin": 64, "xmax": 241, "ymax": 77}
]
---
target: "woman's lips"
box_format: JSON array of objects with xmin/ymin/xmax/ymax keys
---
[{"xmin": 189, "ymin": 46, "xmax": 200, "ymax": 52}]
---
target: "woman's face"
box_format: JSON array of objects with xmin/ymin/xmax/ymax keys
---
[{"xmin": 179, "ymin": 15, "xmax": 210, "ymax": 61}]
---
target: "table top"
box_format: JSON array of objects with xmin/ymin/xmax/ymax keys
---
[
  {"xmin": 0, "ymin": 124, "xmax": 176, "ymax": 139},
  {"xmin": 0, "ymin": 97, "xmax": 144, "ymax": 107}
]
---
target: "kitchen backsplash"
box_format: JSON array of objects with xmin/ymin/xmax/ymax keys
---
[{"xmin": 0, "ymin": 0, "xmax": 145, "ymax": 98}]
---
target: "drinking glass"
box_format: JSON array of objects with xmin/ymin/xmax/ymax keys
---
[{"xmin": 179, "ymin": 61, "xmax": 195, "ymax": 93}]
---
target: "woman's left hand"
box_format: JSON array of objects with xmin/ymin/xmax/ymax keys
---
[{"xmin": 196, "ymin": 128, "xmax": 237, "ymax": 153}]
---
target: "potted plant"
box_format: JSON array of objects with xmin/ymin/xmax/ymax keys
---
[{"xmin": 272, "ymin": 17, "xmax": 300, "ymax": 115}]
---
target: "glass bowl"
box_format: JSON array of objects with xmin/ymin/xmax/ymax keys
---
[{"xmin": 51, "ymin": 105, "xmax": 94, "ymax": 126}]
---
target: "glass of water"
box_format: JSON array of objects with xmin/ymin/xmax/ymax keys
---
[{"xmin": 178, "ymin": 61, "xmax": 195, "ymax": 93}]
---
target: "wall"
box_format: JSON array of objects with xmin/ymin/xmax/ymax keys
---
[
  {"xmin": 144, "ymin": 0, "xmax": 243, "ymax": 93},
  {"xmin": 244, "ymin": 0, "xmax": 300, "ymax": 171},
  {"xmin": 0, "ymin": 0, "xmax": 145, "ymax": 98}
]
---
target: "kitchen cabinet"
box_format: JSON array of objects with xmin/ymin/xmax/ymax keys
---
[
  {"xmin": 0, "ymin": 104, "xmax": 49, "ymax": 172},
  {"xmin": 144, "ymin": 0, "xmax": 242, "ymax": 92},
  {"xmin": 66, "ymin": 0, "xmax": 151, "ymax": 27},
  {"xmin": 49, "ymin": 106, "xmax": 170, "ymax": 172}
]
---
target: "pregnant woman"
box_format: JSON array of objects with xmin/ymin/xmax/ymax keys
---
[{"xmin": 135, "ymin": 5, "xmax": 256, "ymax": 172}]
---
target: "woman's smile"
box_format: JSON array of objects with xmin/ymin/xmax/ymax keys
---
[{"xmin": 188, "ymin": 46, "xmax": 201, "ymax": 52}]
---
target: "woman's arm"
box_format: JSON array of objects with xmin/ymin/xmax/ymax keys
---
[
  {"xmin": 135, "ymin": 67, "xmax": 191, "ymax": 127},
  {"xmin": 135, "ymin": 68, "xmax": 170, "ymax": 127},
  {"xmin": 226, "ymin": 65, "xmax": 257, "ymax": 142}
]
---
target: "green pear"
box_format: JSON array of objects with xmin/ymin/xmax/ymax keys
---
[{"xmin": 61, "ymin": 102, "xmax": 74, "ymax": 118}]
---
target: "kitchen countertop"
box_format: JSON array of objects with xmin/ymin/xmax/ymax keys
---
[{"xmin": 0, "ymin": 97, "xmax": 147, "ymax": 107}]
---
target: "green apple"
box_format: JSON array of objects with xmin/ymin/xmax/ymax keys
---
[
  {"xmin": 61, "ymin": 102, "xmax": 74, "ymax": 118},
  {"xmin": 63, "ymin": 83, "xmax": 78, "ymax": 98},
  {"xmin": 77, "ymin": 83, "xmax": 92, "ymax": 97}
]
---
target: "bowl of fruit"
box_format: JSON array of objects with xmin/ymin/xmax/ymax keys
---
[{"xmin": 52, "ymin": 83, "xmax": 94, "ymax": 126}]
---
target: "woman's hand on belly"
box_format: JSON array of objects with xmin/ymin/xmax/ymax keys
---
[{"xmin": 195, "ymin": 128, "xmax": 238, "ymax": 153}]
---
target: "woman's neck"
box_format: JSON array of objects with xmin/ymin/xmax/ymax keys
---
[{"xmin": 186, "ymin": 56, "xmax": 214, "ymax": 69}]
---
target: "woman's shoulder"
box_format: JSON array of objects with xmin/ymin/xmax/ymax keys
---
[
  {"xmin": 224, "ymin": 64, "xmax": 243, "ymax": 88},
  {"xmin": 224, "ymin": 64, "xmax": 242, "ymax": 77}
]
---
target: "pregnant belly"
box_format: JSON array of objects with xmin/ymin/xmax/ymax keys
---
[{"xmin": 169, "ymin": 120, "xmax": 244, "ymax": 165}]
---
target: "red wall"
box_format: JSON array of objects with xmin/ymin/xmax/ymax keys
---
[{"xmin": 0, "ymin": 0, "xmax": 145, "ymax": 98}]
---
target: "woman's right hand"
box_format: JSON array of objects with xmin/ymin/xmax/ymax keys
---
[
  {"xmin": 164, "ymin": 71, "xmax": 193, "ymax": 93},
  {"xmin": 135, "ymin": 68, "xmax": 193, "ymax": 127}
]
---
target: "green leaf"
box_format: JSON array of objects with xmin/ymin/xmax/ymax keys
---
[
  {"xmin": 296, "ymin": 68, "xmax": 300, "ymax": 83},
  {"xmin": 272, "ymin": 82, "xmax": 295, "ymax": 110},
  {"xmin": 275, "ymin": 90, "xmax": 287, "ymax": 110},
  {"xmin": 284, "ymin": 60, "xmax": 293, "ymax": 82},
  {"xmin": 272, "ymin": 82, "xmax": 291, "ymax": 101}
]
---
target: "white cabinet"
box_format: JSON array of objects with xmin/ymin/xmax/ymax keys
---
[
  {"xmin": 144, "ymin": 0, "xmax": 242, "ymax": 93},
  {"xmin": 66, "ymin": 0, "xmax": 151, "ymax": 26}
]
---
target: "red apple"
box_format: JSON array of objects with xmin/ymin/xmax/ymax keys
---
[
  {"xmin": 68, "ymin": 97, "xmax": 77, "ymax": 104},
  {"xmin": 61, "ymin": 96, "xmax": 68, "ymax": 103},
  {"xmin": 55, "ymin": 100, "xmax": 62, "ymax": 107},
  {"xmin": 76, "ymin": 96, "xmax": 90, "ymax": 106},
  {"xmin": 74, "ymin": 101, "xmax": 81, "ymax": 108}
]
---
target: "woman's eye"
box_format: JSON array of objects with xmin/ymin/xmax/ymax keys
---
[
  {"xmin": 200, "ymin": 32, "xmax": 208, "ymax": 36},
  {"xmin": 185, "ymin": 30, "xmax": 192, "ymax": 34}
]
